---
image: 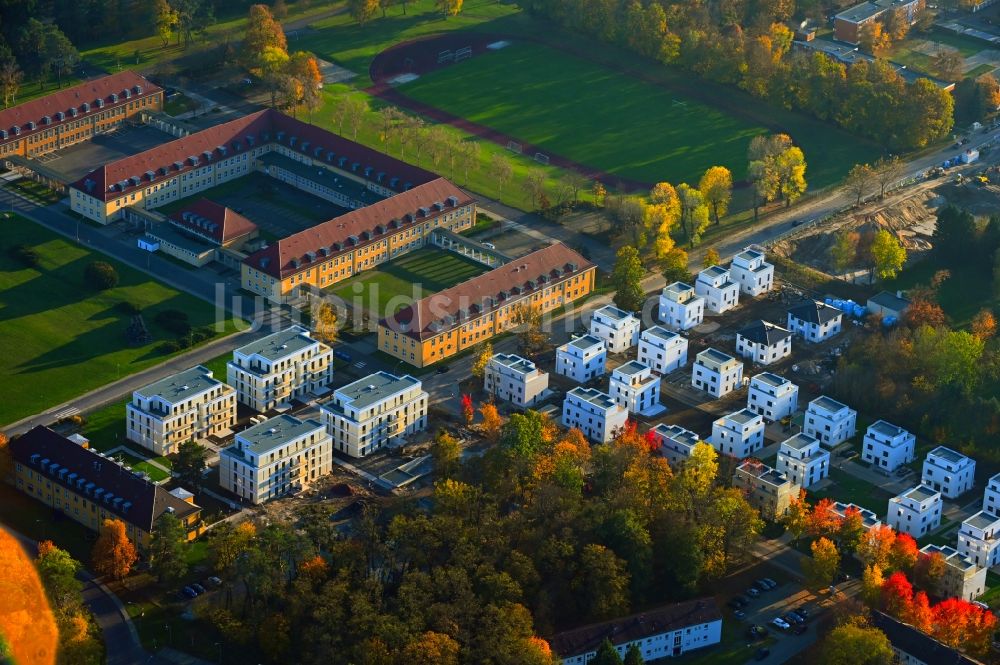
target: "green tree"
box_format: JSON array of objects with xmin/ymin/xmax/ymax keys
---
[
  {"xmin": 803, "ymin": 537, "xmax": 840, "ymax": 590},
  {"xmin": 933, "ymin": 205, "xmax": 977, "ymax": 265},
  {"xmin": 612, "ymin": 246, "xmax": 646, "ymax": 311},
  {"xmin": 436, "ymin": 0, "xmax": 464, "ymax": 17},
  {"xmin": 830, "ymin": 230, "xmax": 859, "ymax": 273},
  {"xmin": 677, "ymin": 183, "xmax": 710, "ymax": 247},
  {"xmin": 349, "ymin": 0, "xmax": 381, "ymax": 25},
  {"xmin": 575, "ymin": 544, "xmax": 631, "ymax": 621},
  {"xmin": 846, "ymin": 163, "xmax": 874, "ymax": 205},
  {"xmin": 148, "ymin": 512, "xmax": 189, "ymax": 585},
  {"xmin": 661, "ymin": 247, "xmax": 691, "ymax": 283},
  {"xmin": 870, "ymin": 229, "xmax": 906, "ymax": 280},
  {"xmin": 154, "ymin": 0, "xmax": 178, "ymax": 47},
  {"xmin": 623, "ymin": 644, "xmax": 644, "ymax": 665},
  {"xmin": 490, "ymin": 154, "xmax": 513, "ymax": 202},
  {"xmin": 591, "ymin": 639, "xmax": 625, "ymax": 665},
  {"xmin": 174, "ymin": 440, "xmax": 209, "ymax": 490},
  {"xmin": 432, "ymin": 429, "xmax": 462, "ymax": 480},
  {"xmin": 819, "ymin": 618, "xmax": 894, "ymax": 665},
  {"xmin": 84, "ymin": 261, "xmax": 118, "ymax": 290}
]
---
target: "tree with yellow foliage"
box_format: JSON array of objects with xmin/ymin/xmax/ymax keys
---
[
  {"xmin": 479, "ymin": 402, "xmax": 503, "ymax": 443},
  {"xmin": 92, "ymin": 519, "xmax": 137, "ymax": 581},
  {"xmin": 699, "ymin": 166, "xmax": 732, "ymax": 226}
]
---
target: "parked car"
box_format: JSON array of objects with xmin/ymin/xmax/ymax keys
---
[
  {"xmin": 747, "ymin": 588, "xmax": 760, "ymax": 598},
  {"xmin": 771, "ymin": 617, "xmax": 790, "ymax": 630},
  {"xmin": 753, "ymin": 580, "xmax": 769, "ymax": 592},
  {"xmin": 181, "ymin": 586, "xmax": 197, "ymax": 599},
  {"xmin": 436, "ymin": 365, "xmax": 451, "ymax": 374},
  {"xmin": 755, "ymin": 647, "xmax": 770, "ymax": 661},
  {"xmin": 747, "ymin": 625, "xmax": 767, "ymax": 641},
  {"xmin": 190, "ymin": 583, "xmax": 206, "ymax": 595},
  {"xmin": 794, "ymin": 607, "xmax": 809, "ymax": 619},
  {"xmin": 784, "ymin": 613, "xmax": 803, "ymax": 625},
  {"xmin": 972, "ymin": 600, "xmax": 990, "ymax": 611},
  {"xmin": 334, "ymin": 350, "xmax": 352, "ymax": 362},
  {"xmin": 206, "ymin": 576, "xmax": 222, "ymax": 587},
  {"xmin": 734, "ymin": 610, "xmax": 746, "ymax": 620},
  {"xmin": 482, "ymin": 242, "xmax": 496, "ymax": 250},
  {"xmin": 762, "ymin": 578, "xmax": 777, "ymax": 589}
]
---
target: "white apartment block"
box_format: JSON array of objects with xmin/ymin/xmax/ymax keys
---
[
  {"xmin": 695, "ymin": 265, "xmax": 740, "ymax": 314},
  {"xmin": 658, "ymin": 281, "xmax": 704, "ymax": 331},
  {"xmin": 589, "ymin": 305, "xmax": 641, "ymax": 354},
  {"xmin": 803, "ymin": 396, "xmax": 857, "ymax": 448},
  {"xmin": 562, "ymin": 387, "xmax": 629, "ymax": 444},
  {"xmin": 887, "ymin": 485, "xmax": 942, "ymax": 539},
  {"xmin": 711, "ymin": 409, "xmax": 765, "ymax": 459},
  {"xmin": 919, "ymin": 544, "xmax": 987, "ymax": 602},
  {"xmin": 922, "ymin": 446, "xmax": 976, "ymax": 499},
  {"xmin": 692, "ymin": 348, "xmax": 743, "ymax": 398},
  {"xmin": 126, "ymin": 365, "xmax": 236, "ymax": 456},
  {"xmin": 862, "ymin": 420, "xmax": 916, "ymax": 472},
  {"xmin": 729, "ymin": 248, "xmax": 774, "ymax": 297},
  {"xmin": 638, "ymin": 326, "xmax": 688, "ymax": 375},
  {"xmin": 651, "ymin": 424, "xmax": 702, "ymax": 468},
  {"xmin": 219, "ymin": 414, "xmax": 331, "ymax": 504},
  {"xmin": 787, "ymin": 301, "xmax": 843, "ymax": 343},
  {"xmin": 776, "ymin": 433, "xmax": 829, "ymax": 489},
  {"xmin": 320, "ymin": 371, "xmax": 427, "ymax": 458},
  {"xmin": 228, "ymin": 326, "xmax": 334, "ymax": 412},
  {"xmin": 735, "ymin": 320, "xmax": 792, "ymax": 365},
  {"xmin": 958, "ymin": 510, "xmax": 1000, "ymax": 569},
  {"xmin": 555, "ymin": 334, "xmax": 607, "ymax": 383},
  {"xmin": 608, "ymin": 361, "xmax": 661, "ymax": 416},
  {"xmin": 484, "ymin": 353, "xmax": 548, "ymax": 407},
  {"xmin": 983, "ymin": 472, "xmax": 1000, "ymax": 516},
  {"xmin": 746, "ymin": 372, "xmax": 799, "ymax": 422}
]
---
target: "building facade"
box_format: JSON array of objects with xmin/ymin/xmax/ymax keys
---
[
  {"xmin": 887, "ymin": 485, "xmax": 942, "ymax": 539},
  {"xmin": 651, "ymin": 424, "xmax": 703, "ymax": 468},
  {"xmin": 692, "ymin": 348, "xmax": 743, "ymax": 398},
  {"xmin": 227, "ymin": 326, "xmax": 334, "ymax": 412},
  {"xmin": 919, "ymin": 544, "xmax": 987, "ymax": 602},
  {"xmin": 787, "ymin": 301, "xmax": 844, "ymax": 343},
  {"xmin": 555, "ymin": 334, "xmax": 607, "ymax": 383},
  {"xmin": 735, "ymin": 320, "xmax": 792, "ymax": 365},
  {"xmin": 695, "ymin": 265, "xmax": 740, "ymax": 314},
  {"xmin": 484, "ymin": 353, "xmax": 548, "ymax": 407},
  {"xmin": 803, "ymin": 396, "xmax": 857, "ymax": 447},
  {"xmin": 776, "ymin": 433, "xmax": 830, "ymax": 489},
  {"xmin": 747, "ymin": 372, "xmax": 799, "ymax": 421},
  {"xmin": 958, "ymin": 511, "xmax": 1000, "ymax": 568},
  {"xmin": 733, "ymin": 460, "xmax": 799, "ymax": 521},
  {"xmin": 126, "ymin": 365, "xmax": 236, "ymax": 456},
  {"xmin": 729, "ymin": 248, "xmax": 774, "ymax": 296},
  {"xmin": 834, "ymin": 0, "xmax": 922, "ymax": 45},
  {"xmin": 219, "ymin": 414, "xmax": 331, "ymax": 504},
  {"xmin": 10, "ymin": 426, "xmax": 201, "ymax": 549},
  {"xmin": 637, "ymin": 325, "xmax": 688, "ymax": 375},
  {"xmin": 862, "ymin": 420, "xmax": 916, "ymax": 472},
  {"xmin": 922, "ymin": 446, "xmax": 976, "ymax": 499},
  {"xmin": 589, "ymin": 305, "xmax": 641, "ymax": 354},
  {"xmin": 658, "ymin": 281, "xmax": 704, "ymax": 330},
  {"xmin": 983, "ymin": 472, "xmax": 1000, "ymax": 516},
  {"xmin": 711, "ymin": 409, "xmax": 766, "ymax": 459},
  {"xmin": 608, "ymin": 361, "xmax": 661, "ymax": 415},
  {"xmin": 562, "ymin": 387, "xmax": 629, "ymax": 444},
  {"xmin": 319, "ymin": 371, "xmax": 427, "ymax": 458},
  {"xmin": 870, "ymin": 611, "xmax": 986, "ymax": 665},
  {"xmin": 380, "ymin": 243, "xmax": 595, "ymax": 368}
]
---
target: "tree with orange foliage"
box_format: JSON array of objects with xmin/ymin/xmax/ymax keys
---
[
  {"xmin": 881, "ymin": 571, "xmax": 914, "ymax": 617},
  {"xmin": 961, "ymin": 600, "xmax": 998, "ymax": 658},
  {"xmin": 0, "ymin": 432, "xmax": 10, "ymax": 481},
  {"xmin": 479, "ymin": 402, "xmax": 503, "ymax": 443},
  {"xmin": 0, "ymin": 530, "xmax": 58, "ymax": 665},
  {"xmin": 904, "ymin": 590, "xmax": 933, "ymax": 634},
  {"xmin": 904, "ymin": 297, "xmax": 947, "ymax": 328},
  {"xmin": 931, "ymin": 597, "xmax": 973, "ymax": 648},
  {"xmin": 91, "ymin": 518, "xmax": 137, "ymax": 581},
  {"xmin": 287, "ymin": 51, "xmax": 323, "ymax": 120},
  {"xmin": 913, "ymin": 550, "xmax": 946, "ymax": 590},
  {"xmin": 782, "ymin": 489, "xmax": 810, "ymax": 544},
  {"xmin": 807, "ymin": 498, "xmax": 842, "ymax": 539},
  {"xmin": 299, "ymin": 555, "xmax": 329, "ymax": 584},
  {"xmin": 971, "ymin": 309, "xmax": 997, "ymax": 341},
  {"xmin": 889, "ymin": 532, "xmax": 919, "ymax": 572},
  {"xmin": 857, "ymin": 524, "xmax": 896, "ymax": 569},
  {"xmin": 461, "ymin": 394, "xmax": 474, "ymax": 427},
  {"xmin": 400, "ymin": 630, "xmax": 460, "ymax": 665},
  {"xmin": 837, "ymin": 505, "xmax": 866, "ymax": 552}
]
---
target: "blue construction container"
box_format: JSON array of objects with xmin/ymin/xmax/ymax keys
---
[
  {"xmin": 883, "ymin": 316, "xmax": 897, "ymax": 327},
  {"xmin": 853, "ymin": 304, "xmax": 866, "ymax": 318}
]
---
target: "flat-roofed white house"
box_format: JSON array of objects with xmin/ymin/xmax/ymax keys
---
[
  {"xmin": 958, "ymin": 510, "xmax": 1000, "ymax": 569},
  {"xmin": 692, "ymin": 348, "xmax": 743, "ymax": 398},
  {"xmin": 803, "ymin": 395, "xmax": 857, "ymax": 447},
  {"xmin": 733, "ymin": 460, "xmax": 799, "ymax": 521},
  {"xmin": 638, "ymin": 326, "xmax": 688, "ymax": 375},
  {"xmin": 126, "ymin": 365, "xmax": 236, "ymax": 456},
  {"xmin": 747, "ymin": 372, "xmax": 799, "ymax": 421},
  {"xmin": 735, "ymin": 320, "xmax": 792, "ymax": 365},
  {"xmin": 711, "ymin": 409, "xmax": 765, "ymax": 459},
  {"xmin": 983, "ymin": 472, "xmax": 1000, "ymax": 516},
  {"xmin": 862, "ymin": 420, "xmax": 916, "ymax": 472},
  {"xmin": 887, "ymin": 485, "xmax": 942, "ymax": 539},
  {"xmin": 830, "ymin": 501, "xmax": 881, "ymax": 530},
  {"xmin": 658, "ymin": 281, "xmax": 705, "ymax": 331},
  {"xmin": 695, "ymin": 265, "xmax": 740, "ymax": 314},
  {"xmin": 776, "ymin": 433, "xmax": 829, "ymax": 488},
  {"xmin": 551, "ymin": 598, "xmax": 722, "ymax": 665},
  {"xmin": 555, "ymin": 334, "xmax": 607, "ymax": 383},
  {"xmin": 922, "ymin": 446, "xmax": 976, "ymax": 499},
  {"xmin": 319, "ymin": 371, "xmax": 427, "ymax": 458},
  {"xmin": 228, "ymin": 325, "xmax": 334, "ymax": 412},
  {"xmin": 919, "ymin": 544, "xmax": 987, "ymax": 602},
  {"xmin": 589, "ymin": 305, "xmax": 641, "ymax": 354},
  {"xmin": 219, "ymin": 414, "xmax": 331, "ymax": 504},
  {"xmin": 484, "ymin": 353, "xmax": 548, "ymax": 407},
  {"xmin": 609, "ymin": 361, "xmax": 662, "ymax": 416},
  {"xmin": 651, "ymin": 424, "xmax": 702, "ymax": 467},
  {"xmin": 562, "ymin": 387, "xmax": 629, "ymax": 444},
  {"xmin": 787, "ymin": 301, "xmax": 843, "ymax": 343},
  {"xmin": 730, "ymin": 248, "xmax": 774, "ymax": 296}
]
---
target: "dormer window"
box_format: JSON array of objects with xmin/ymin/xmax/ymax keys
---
[
  {"xmin": 95, "ymin": 98, "xmax": 104, "ymax": 108},
  {"xmin": 134, "ymin": 85, "xmax": 143, "ymax": 95},
  {"xmin": 41, "ymin": 115, "xmax": 51, "ymax": 125},
  {"xmin": 110, "ymin": 93, "xmax": 118, "ymax": 103},
  {"xmin": 363, "ymin": 166, "xmax": 373, "ymax": 177},
  {"xmin": 11, "ymin": 125, "xmax": 20, "ymax": 135},
  {"xmin": 300, "ymin": 140, "xmax": 309, "ymax": 152},
  {"xmin": 25, "ymin": 121, "xmax": 35, "ymax": 130},
  {"xmin": 69, "ymin": 108, "xmax": 78, "ymax": 117},
  {"xmin": 81, "ymin": 102, "xmax": 90, "ymax": 112},
  {"xmin": 123, "ymin": 88, "xmax": 131, "ymax": 99},
  {"xmin": 55, "ymin": 111, "xmax": 64, "ymax": 121},
  {"xmin": 289, "ymin": 136, "xmax": 297, "ymax": 147}
]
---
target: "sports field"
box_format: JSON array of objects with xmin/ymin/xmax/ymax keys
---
[
  {"xmin": 0, "ymin": 216, "xmax": 233, "ymax": 426},
  {"xmin": 328, "ymin": 248, "xmax": 488, "ymax": 318}
]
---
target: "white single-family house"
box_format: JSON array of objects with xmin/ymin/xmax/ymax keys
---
[
  {"xmin": 735, "ymin": 320, "xmax": 792, "ymax": 365},
  {"xmin": 555, "ymin": 335, "xmax": 607, "ymax": 383},
  {"xmin": 609, "ymin": 361, "xmax": 662, "ymax": 416},
  {"xmin": 922, "ymin": 446, "xmax": 976, "ymax": 499},
  {"xmin": 651, "ymin": 424, "xmax": 702, "ymax": 468},
  {"xmin": 746, "ymin": 372, "xmax": 799, "ymax": 421},
  {"xmin": 787, "ymin": 301, "xmax": 843, "ymax": 343},
  {"xmin": 692, "ymin": 348, "xmax": 743, "ymax": 398},
  {"xmin": 695, "ymin": 265, "xmax": 740, "ymax": 314},
  {"xmin": 638, "ymin": 326, "xmax": 688, "ymax": 374},
  {"xmin": 711, "ymin": 408, "xmax": 765, "ymax": 459},
  {"xmin": 484, "ymin": 353, "xmax": 549, "ymax": 407},
  {"xmin": 803, "ymin": 396, "xmax": 857, "ymax": 448},
  {"xmin": 776, "ymin": 432, "xmax": 829, "ymax": 488},
  {"xmin": 887, "ymin": 485, "xmax": 942, "ymax": 539},
  {"xmin": 658, "ymin": 281, "xmax": 704, "ymax": 331},
  {"xmin": 958, "ymin": 510, "xmax": 1000, "ymax": 569},
  {"xmin": 589, "ymin": 305, "xmax": 641, "ymax": 354},
  {"xmin": 562, "ymin": 387, "xmax": 629, "ymax": 444},
  {"xmin": 983, "ymin": 473, "xmax": 1000, "ymax": 517},
  {"xmin": 862, "ymin": 420, "xmax": 916, "ymax": 472},
  {"xmin": 729, "ymin": 248, "xmax": 774, "ymax": 297}
]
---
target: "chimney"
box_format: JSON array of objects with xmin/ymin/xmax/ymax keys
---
[{"xmin": 896, "ymin": 290, "xmax": 903, "ymax": 299}]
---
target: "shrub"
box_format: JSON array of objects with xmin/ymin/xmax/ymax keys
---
[
  {"xmin": 84, "ymin": 261, "xmax": 119, "ymax": 290},
  {"xmin": 157, "ymin": 340, "xmax": 182, "ymax": 355},
  {"xmin": 7, "ymin": 244, "xmax": 40, "ymax": 268},
  {"xmin": 154, "ymin": 309, "xmax": 191, "ymax": 336},
  {"xmin": 116, "ymin": 301, "xmax": 140, "ymax": 315}
]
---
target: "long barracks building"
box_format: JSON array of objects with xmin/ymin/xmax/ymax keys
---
[
  {"xmin": 68, "ymin": 107, "xmax": 477, "ymax": 301},
  {"xmin": 379, "ymin": 243, "xmax": 596, "ymax": 367},
  {"xmin": 0, "ymin": 71, "xmax": 162, "ymax": 160}
]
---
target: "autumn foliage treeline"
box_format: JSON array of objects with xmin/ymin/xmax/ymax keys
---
[
  {"xmin": 517, "ymin": 0, "xmax": 954, "ymax": 150},
  {"xmin": 192, "ymin": 414, "xmax": 761, "ymax": 663}
]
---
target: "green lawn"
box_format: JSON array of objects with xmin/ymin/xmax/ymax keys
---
[
  {"xmin": 10, "ymin": 179, "xmax": 64, "ymax": 205},
  {"xmin": 328, "ymin": 247, "xmax": 488, "ymax": 318},
  {"xmin": 884, "ymin": 258, "xmax": 992, "ymax": 326},
  {"xmin": 110, "ymin": 450, "xmax": 171, "ymax": 483},
  {"xmin": 966, "ymin": 63, "xmax": 996, "ymax": 79},
  {"xmin": 812, "ymin": 467, "xmax": 894, "ymax": 515},
  {"xmin": 0, "ymin": 216, "xmax": 237, "ymax": 426},
  {"xmin": 671, "ymin": 616, "xmax": 773, "ymax": 665},
  {"xmin": 163, "ymin": 93, "xmax": 199, "ymax": 116}
]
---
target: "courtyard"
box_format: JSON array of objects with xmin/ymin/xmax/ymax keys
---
[{"xmin": 38, "ymin": 124, "xmax": 178, "ymax": 182}]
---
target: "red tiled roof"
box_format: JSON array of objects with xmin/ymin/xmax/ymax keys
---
[
  {"xmin": 0, "ymin": 72, "xmax": 160, "ymax": 148},
  {"xmin": 169, "ymin": 198, "xmax": 257, "ymax": 244},
  {"xmin": 244, "ymin": 177, "xmax": 473, "ymax": 279},
  {"xmin": 72, "ymin": 108, "xmax": 437, "ymax": 203},
  {"xmin": 382, "ymin": 243, "xmax": 594, "ymax": 341}
]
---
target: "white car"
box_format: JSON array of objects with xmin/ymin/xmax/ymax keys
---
[{"xmin": 771, "ymin": 617, "xmax": 790, "ymax": 630}]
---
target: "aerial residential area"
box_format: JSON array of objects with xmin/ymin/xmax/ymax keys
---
[{"xmin": 4, "ymin": 0, "xmax": 1000, "ymax": 664}]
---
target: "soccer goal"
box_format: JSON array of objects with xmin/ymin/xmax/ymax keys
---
[
  {"xmin": 534, "ymin": 152, "xmax": 550, "ymax": 165},
  {"xmin": 506, "ymin": 141, "xmax": 522, "ymax": 154},
  {"xmin": 455, "ymin": 46, "xmax": 473, "ymax": 62},
  {"xmin": 437, "ymin": 50, "xmax": 454, "ymax": 64}
]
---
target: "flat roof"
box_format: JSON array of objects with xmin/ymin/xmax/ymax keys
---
[
  {"xmin": 735, "ymin": 248, "xmax": 765, "ymax": 263},
  {"xmin": 564, "ymin": 334, "xmax": 605, "ymax": 352},
  {"xmin": 642, "ymin": 326, "xmax": 682, "ymax": 344},
  {"xmin": 964, "ymin": 510, "xmax": 1000, "ymax": 531},
  {"xmin": 920, "ymin": 544, "xmax": 977, "ymax": 571},
  {"xmin": 720, "ymin": 408, "xmax": 761, "ymax": 426},
  {"xmin": 696, "ymin": 347, "xmax": 737, "ymax": 370},
  {"xmin": 663, "ymin": 281, "xmax": 700, "ymax": 303},
  {"xmin": 653, "ymin": 424, "xmax": 700, "ymax": 447},
  {"xmin": 752, "ymin": 372, "xmax": 792, "ymax": 389},
  {"xmin": 869, "ymin": 419, "xmax": 906, "ymax": 439},
  {"xmin": 780, "ymin": 432, "xmax": 820, "ymax": 451},
  {"xmin": 135, "ymin": 365, "xmax": 222, "ymax": 403},
  {"xmin": 236, "ymin": 414, "xmax": 323, "ymax": 455},
  {"xmin": 835, "ymin": 1, "xmax": 883, "ymax": 23},
  {"xmin": 899, "ymin": 484, "xmax": 940, "ymax": 503},
  {"xmin": 700, "ymin": 265, "xmax": 729, "ymax": 280},
  {"xmin": 567, "ymin": 386, "xmax": 617, "ymax": 410},
  {"xmin": 810, "ymin": 395, "xmax": 849, "ymax": 414},
  {"xmin": 593, "ymin": 304, "xmax": 635, "ymax": 322},
  {"xmin": 613, "ymin": 360, "xmax": 649, "ymax": 376},
  {"xmin": 737, "ymin": 460, "xmax": 790, "ymax": 487},
  {"xmin": 333, "ymin": 371, "xmax": 420, "ymax": 410},
  {"xmin": 490, "ymin": 353, "xmax": 537, "ymax": 373},
  {"xmin": 928, "ymin": 446, "xmax": 969, "ymax": 465},
  {"xmin": 234, "ymin": 326, "xmax": 320, "ymax": 362}
]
